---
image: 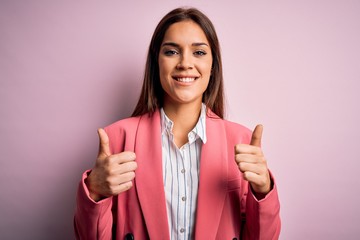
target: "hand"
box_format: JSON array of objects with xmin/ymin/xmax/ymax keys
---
[
  {"xmin": 86, "ymin": 128, "xmax": 137, "ymax": 201},
  {"xmin": 234, "ymin": 125, "xmax": 271, "ymax": 194}
]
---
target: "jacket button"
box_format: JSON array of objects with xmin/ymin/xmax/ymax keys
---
[{"xmin": 125, "ymin": 233, "xmax": 134, "ymax": 240}]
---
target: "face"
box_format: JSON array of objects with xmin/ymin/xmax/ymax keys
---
[{"xmin": 158, "ymin": 20, "xmax": 213, "ymax": 107}]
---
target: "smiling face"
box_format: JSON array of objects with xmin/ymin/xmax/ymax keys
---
[{"xmin": 158, "ymin": 20, "xmax": 213, "ymax": 108}]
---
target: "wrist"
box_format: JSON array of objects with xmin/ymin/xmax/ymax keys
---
[
  {"xmin": 85, "ymin": 171, "xmax": 105, "ymax": 202},
  {"xmin": 251, "ymin": 178, "xmax": 273, "ymax": 200}
]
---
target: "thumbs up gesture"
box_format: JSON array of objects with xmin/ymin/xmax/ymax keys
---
[
  {"xmin": 235, "ymin": 125, "xmax": 271, "ymax": 195},
  {"xmin": 86, "ymin": 128, "xmax": 137, "ymax": 202}
]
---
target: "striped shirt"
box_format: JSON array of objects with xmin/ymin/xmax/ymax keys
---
[{"xmin": 160, "ymin": 104, "xmax": 207, "ymax": 240}]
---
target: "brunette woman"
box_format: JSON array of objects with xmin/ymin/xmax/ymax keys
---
[{"xmin": 74, "ymin": 7, "xmax": 281, "ymax": 240}]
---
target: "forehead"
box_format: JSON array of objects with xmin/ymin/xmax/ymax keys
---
[{"xmin": 162, "ymin": 20, "xmax": 209, "ymax": 45}]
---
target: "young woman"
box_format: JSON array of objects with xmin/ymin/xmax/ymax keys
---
[{"xmin": 74, "ymin": 7, "xmax": 281, "ymax": 240}]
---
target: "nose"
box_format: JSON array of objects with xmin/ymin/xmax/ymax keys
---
[{"xmin": 176, "ymin": 51, "xmax": 193, "ymax": 70}]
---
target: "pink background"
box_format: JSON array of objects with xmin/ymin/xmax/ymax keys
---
[{"xmin": 1, "ymin": 1, "xmax": 359, "ymax": 239}]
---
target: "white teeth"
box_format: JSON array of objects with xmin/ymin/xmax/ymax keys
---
[{"xmin": 176, "ymin": 77, "xmax": 195, "ymax": 82}]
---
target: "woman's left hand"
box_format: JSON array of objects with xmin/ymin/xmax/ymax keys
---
[{"xmin": 234, "ymin": 125, "xmax": 271, "ymax": 194}]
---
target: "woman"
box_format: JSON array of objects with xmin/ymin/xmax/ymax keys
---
[{"xmin": 74, "ymin": 7, "xmax": 281, "ymax": 240}]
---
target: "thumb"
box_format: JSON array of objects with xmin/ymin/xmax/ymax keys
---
[
  {"xmin": 97, "ymin": 128, "xmax": 111, "ymax": 157},
  {"xmin": 250, "ymin": 124, "xmax": 263, "ymax": 147}
]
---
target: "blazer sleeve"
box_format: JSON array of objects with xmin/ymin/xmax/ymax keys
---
[
  {"xmin": 243, "ymin": 172, "xmax": 281, "ymax": 240},
  {"xmin": 74, "ymin": 170, "xmax": 114, "ymax": 240},
  {"xmin": 224, "ymin": 119, "xmax": 281, "ymax": 239},
  {"xmin": 74, "ymin": 117, "xmax": 138, "ymax": 240}
]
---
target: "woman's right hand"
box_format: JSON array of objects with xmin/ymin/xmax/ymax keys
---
[{"xmin": 85, "ymin": 128, "xmax": 137, "ymax": 202}]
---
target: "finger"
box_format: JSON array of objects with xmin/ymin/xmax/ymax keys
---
[
  {"xmin": 108, "ymin": 161, "xmax": 137, "ymax": 175},
  {"xmin": 111, "ymin": 181, "xmax": 134, "ymax": 195},
  {"xmin": 250, "ymin": 124, "xmax": 263, "ymax": 147},
  {"xmin": 109, "ymin": 151, "xmax": 136, "ymax": 164},
  {"xmin": 243, "ymin": 171, "xmax": 262, "ymax": 184},
  {"xmin": 238, "ymin": 161, "xmax": 267, "ymax": 175},
  {"xmin": 243, "ymin": 171, "xmax": 271, "ymax": 194},
  {"xmin": 112, "ymin": 171, "xmax": 136, "ymax": 185},
  {"xmin": 235, "ymin": 153, "xmax": 264, "ymax": 163},
  {"xmin": 235, "ymin": 144, "xmax": 262, "ymax": 155},
  {"xmin": 98, "ymin": 128, "xmax": 111, "ymax": 157},
  {"xmin": 238, "ymin": 162, "xmax": 257, "ymax": 174}
]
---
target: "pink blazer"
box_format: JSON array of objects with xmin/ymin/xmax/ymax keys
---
[{"xmin": 74, "ymin": 109, "xmax": 281, "ymax": 240}]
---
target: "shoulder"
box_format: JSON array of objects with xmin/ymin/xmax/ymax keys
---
[
  {"xmin": 103, "ymin": 115, "xmax": 144, "ymax": 153},
  {"xmin": 222, "ymin": 119, "xmax": 252, "ymax": 144},
  {"xmin": 222, "ymin": 119, "xmax": 251, "ymax": 134},
  {"xmin": 105, "ymin": 115, "xmax": 142, "ymax": 134},
  {"xmin": 206, "ymin": 111, "xmax": 252, "ymax": 144}
]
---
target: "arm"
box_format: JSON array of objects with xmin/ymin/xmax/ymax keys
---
[
  {"xmin": 74, "ymin": 171, "xmax": 114, "ymax": 240},
  {"xmin": 74, "ymin": 128, "xmax": 137, "ymax": 239},
  {"xmin": 243, "ymin": 173, "xmax": 281, "ymax": 240},
  {"xmin": 235, "ymin": 125, "xmax": 281, "ymax": 239}
]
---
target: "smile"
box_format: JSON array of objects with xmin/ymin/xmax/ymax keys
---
[{"xmin": 173, "ymin": 77, "xmax": 197, "ymax": 83}]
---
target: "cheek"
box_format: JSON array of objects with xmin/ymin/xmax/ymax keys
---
[
  {"xmin": 158, "ymin": 58, "xmax": 165, "ymax": 74},
  {"xmin": 200, "ymin": 65, "xmax": 212, "ymax": 78},
  {"xmin": 158, "ymin": 69, "xmax": 169, "ymax": 91},
  {"xmin": 199, "ymin": 59, "xmax": 213, "ymax": 75},
  {"xmin": 158, "ymin": 56, "xmax": 174, "ymax": 71}
]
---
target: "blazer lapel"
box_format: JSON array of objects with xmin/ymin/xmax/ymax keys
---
[
  {"xmin": 194, "ymin": 113, "xmax": 228, "ymax": 239},
  {"xmin": 134, "ymin": 110, "xmax": 170, "ymax": 239}
]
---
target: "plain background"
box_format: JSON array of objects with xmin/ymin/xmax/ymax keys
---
[{"xmin": 1, "ymin": 1, "xmax": 359, "ymax": 239}]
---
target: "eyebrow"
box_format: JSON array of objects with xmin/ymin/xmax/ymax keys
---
[{"xmin": 161, "ymin": 42, "xmax": 209, "ymax": 47}]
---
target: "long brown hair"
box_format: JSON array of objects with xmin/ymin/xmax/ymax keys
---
[{"xmin": 131, "ymin": 7, "xmax": 225, "ymax": 118}]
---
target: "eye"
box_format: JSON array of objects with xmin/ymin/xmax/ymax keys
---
[
  {"xmin": 163, "ymin": 49, "xmax": 179, "ymax": 56},
  {"xmin": 194, "ymin": 50, "xmax": 207, "ymax": 56}
]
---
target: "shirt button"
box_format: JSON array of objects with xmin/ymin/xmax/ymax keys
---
[
  {"xmin": 182, "ymin": 196, "xmax": 186, "ymax": 201},
  {"xmin": 180, "ymin": 228, "xmax": 185, "ymax": 233},
  {"xmin": 181, "ymin": 169, "xmax": 185, "ymax": 173}
]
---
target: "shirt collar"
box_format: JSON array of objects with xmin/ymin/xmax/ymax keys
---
[{"xmin": 160, "ymin": 103, "xmax": 207, "ymax": 144}]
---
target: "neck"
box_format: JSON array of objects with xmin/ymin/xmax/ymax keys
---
[{"xmin": 163, "ymin": 101, "xmax": 203, "ymax": 147}]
